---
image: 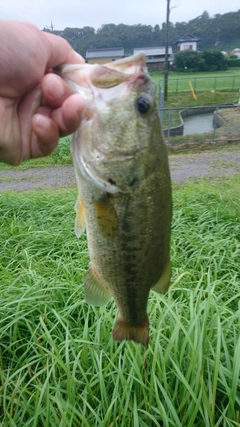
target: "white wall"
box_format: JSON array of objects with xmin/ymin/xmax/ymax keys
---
[{"xmin": 179, "ymin": 42, "xmax": 197, "ymax": 51}]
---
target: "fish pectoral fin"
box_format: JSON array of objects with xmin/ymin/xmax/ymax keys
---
[
  {"xmin": 74, "ymin": 196, "xmax": 86, "ymax": 238},
  {"xmin": 84, "ymin": 268, "xmax": 112, "ymax": 306},
  {"xmin": 151, "ymin": 257, "xmax": 171, "ymax": 294},
  {"xmin": 93, "ymin": 195, "xmax": 118, "ymax": 239}
]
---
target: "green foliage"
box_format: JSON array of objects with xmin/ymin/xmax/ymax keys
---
[
  {"xmin": 44, "ymin": 23, "xmax": 165, "ymax": 57},
  {"xmin": 52, "ymin": 136, "xmax": 71, "ymax": 163},
  {"xmin": 44, "ymin": 26, "xmax": 97, "ymax": 58},
  {"xmin": 0, "ymin": 137, "xmax": 73, "ymax": 169},
  {"xmin": 43, "ymin": 10, "xmax": 240, "ymax": 58},
  {"xmin": 201, "ymin": 50, "xmax": 228, "ymax": 71},
  {"xmin": 173, "ymin": 10, "xmax": 240, "ymax": 51},
  {"xmin": 174, "ymin": 51, "xmax": 205, "ymax": 72},
  {"xmin": 227, "ymin": 59, "xmax": 240, "ymax": 68},
  {"xmin": 0, "ymin": 175, "xmax": 240, "ymax": 425},
  {"xmin": 175, "ymin": 50, "xmax": 227, "ymax": 72}
]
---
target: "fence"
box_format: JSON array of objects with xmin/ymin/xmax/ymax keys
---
[
  {"xmin": 160, "ymin": 104, "xmax": 240, "ymax": 150},
  {"xmin": 158, "ymin": 75, "xmax": 240, "ymax": 93}
]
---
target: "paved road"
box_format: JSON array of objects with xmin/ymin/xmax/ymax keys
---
[{"xmin": 0, "ymin": 149, "xmax": 240, "ymax": 192}]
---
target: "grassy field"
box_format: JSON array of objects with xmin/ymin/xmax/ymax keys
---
[
  {"xmin": 0, "ymin": 175, "xmax": 240, "ymax": 426},
  {"xmin": 151, "ymin": 68, "xmax": 240, "ymax": 94},
  {"xmin": 0, "ymin": 137, "xmax": 73, "ymax": 170},
  {"xmin": 151, "ymin": 70, "xmax": 240, "ymax": 140}
]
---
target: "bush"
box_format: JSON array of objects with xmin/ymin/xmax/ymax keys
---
[
  {"xmin": 201, "ymin": 50, "xmax": 228, "ymax": 71},
  {"xmin": 227, "ymin": 58, "xmax": 240, "ymax": 67},
  {"xmin": 174, "ymin": 50, "xmax": 204, "ymax": 72},
  {"xmin": 175, "ymin": 50, "xmax": 228, "ymax": 72}
]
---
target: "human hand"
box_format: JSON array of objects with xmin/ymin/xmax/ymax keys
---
[{"xmin": 0, "ymin": 20, "xmax": 85, "ymax": 165}]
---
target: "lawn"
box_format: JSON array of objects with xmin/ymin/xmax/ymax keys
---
[
  {"xmin": 0, "ymin": 175, "xmax": 239, "ymax": 426},
  {"xmin": 151, "ymin": 68, "xmax": 240, "ymax": 94},
  {"xmin": 0, "ymin": 136, "xmax": 73, "ymax": 170}
]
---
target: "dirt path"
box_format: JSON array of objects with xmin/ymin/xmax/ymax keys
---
[{"xmin": 0, "ymin": 149, "xmax": 240, "ymax": 192}]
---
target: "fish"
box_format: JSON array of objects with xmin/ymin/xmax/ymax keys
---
[{"xmin": 59, "ymin": 53, "xmax": 172, "ymax": 346}]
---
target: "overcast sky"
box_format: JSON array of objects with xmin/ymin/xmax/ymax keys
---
[{"xmin": 0, "ymin": 0, "xmax": 239, "ymax": 30}]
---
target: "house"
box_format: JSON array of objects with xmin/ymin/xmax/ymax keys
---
[
  {"xmin": 174, "ymin": 34, "xmax": 200, "ymax": 52},
  {"xmin": 133, "ymin": 47, "xmax": 174, "ymax": 71},
  {"xmin": 230, "ymin": 48, "xmax": 240, "ymax": 58},
  {"xmin": 86, "ymin": 47, "xmax": 124, "ymax": 64}
]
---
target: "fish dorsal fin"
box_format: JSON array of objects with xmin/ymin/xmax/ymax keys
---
[
  {"xmin": 104, "ymin": 52, "xmax": 147, "ymax": 75},
  {"xmin": 58, "ymin": 54, "xmax": 147, "ymax": 90},
  {"xmin": 74, "ymin": 196, "xmax": 86, "ymax": 238},
  {"xmin": 151, "ymin": 257, "xmax": 171, "ymax": 294},
  {"xmin": 84, "ymin": 267, "xmax": 112, "ymax": 306}
]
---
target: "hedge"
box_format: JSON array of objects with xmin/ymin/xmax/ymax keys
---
[{"xmin": 227, "ymin": 59, "xmax": 240, "ymax": 67}]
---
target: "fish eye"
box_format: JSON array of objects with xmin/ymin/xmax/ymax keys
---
[{"xmin": 136, "ymin": 97, "xmax": 150, "ymax": 114}]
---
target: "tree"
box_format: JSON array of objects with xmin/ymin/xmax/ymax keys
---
[
  {"xmin": 201, "ymin": 50, "xmax": 228, "ymax": 71},
  {"xmin": 42, "ymin": 10, "xmax": 240, "ymax": 60},
  {"xmin": 174, "ymin": 50, "xmax": 228, "ymax": 72},
  {"xmin": 174, "ymin": 51, "xmax": 204, "ymax": 72}
]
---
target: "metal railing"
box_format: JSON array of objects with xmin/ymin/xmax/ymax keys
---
[
  {"xmin": 159, "ymin": 104, "xmax": 240, "ymax": 148},
  {"xmin": 158, "ymin": 75, "xmax": 240, "ymax": 93}
]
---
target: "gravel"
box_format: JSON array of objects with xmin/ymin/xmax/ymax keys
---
[{"xmin": 0, "ymin": 149, "xmax": 240, "ymax": 192}]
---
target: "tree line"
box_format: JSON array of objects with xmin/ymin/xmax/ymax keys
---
[{"xmin": 43, "ymin": 9, "xmax": 240, "ymax": 59}]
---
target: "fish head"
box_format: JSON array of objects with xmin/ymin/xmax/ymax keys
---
[{"xmin": 59, "ymin": 54, "xmax": 162, "ymax": 193}]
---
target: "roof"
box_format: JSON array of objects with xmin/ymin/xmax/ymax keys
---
[
  {"xmin": 133, "ymin": 46, "xmax": 173, "ymax": 56},
  {"xmin": 175, "ymin": 34, "xmax": 200, "ymax": 44},
  {"xmin": 86, "ymin": 47, "xmax": 124, "ymax": 59}
]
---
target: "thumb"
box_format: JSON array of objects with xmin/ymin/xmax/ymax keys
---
[{"xmin": 42, "ymin": 31, "xmax": 85, "ymax": 69}]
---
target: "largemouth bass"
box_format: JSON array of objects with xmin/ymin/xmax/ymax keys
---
[{"xmin": 60, "ymin": 53, "xmax": 172, "ymax": 345}]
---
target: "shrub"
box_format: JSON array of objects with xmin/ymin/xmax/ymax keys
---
[
  {"xmin": 227, "ymin": 58, "xmax": 240, "ymax": 67},
  {"xmin": 174, "ymin": 50, "xmax": 204, "ymax": 72},
  {"xmin": 201, "ymin": 50, "xmax": 228, "ymax": 71},
  {"xmin": 175, "ymin": 50, "xmax": 228, "ymax": 72}
]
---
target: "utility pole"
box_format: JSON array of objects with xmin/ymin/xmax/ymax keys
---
[{"xmin": 164, "ymin": 0, "xmax": 170, "ymax": 101}]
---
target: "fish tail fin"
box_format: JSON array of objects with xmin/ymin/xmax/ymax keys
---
[{"xmin": 112, "ymin": 317, "xmax": 149, "ymax": 346}]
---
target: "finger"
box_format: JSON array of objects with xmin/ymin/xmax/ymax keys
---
[
  {"xmin": 31, "ymin": 114, "xmax": 60, "ymax": 158},
  {"xmin": 50, "ymin": 94, "xmax": 84, "ymax": 135},
  {"xmin": 43, "ymin": 32, "xmax": 84, "ymax": 69},
  {"xmin": 31, "ymin": 93, "xmax": 83, "ymax": 158},
  {"xmin": 42, "ymin": 73, "xmax": 75, "ymax": 108}
]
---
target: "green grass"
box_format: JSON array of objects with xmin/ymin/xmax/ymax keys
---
[
  {"xmin": 0, "ymin": 175, "xmax": 240, "ymax": 426},
  {"xmin": 151, "ymin": 69, "xmax": 240, "ymax": 93},
  {"xmin": 158, "ymin": 87, "xmax": 240, "ymax": 140},
  {"xmin": 0, "ymin": 136, "xmax": 73, "ymax": 171},
  {"xmin": 162, "ymin": 90, "xmax": 239, "ymax": 109}
]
